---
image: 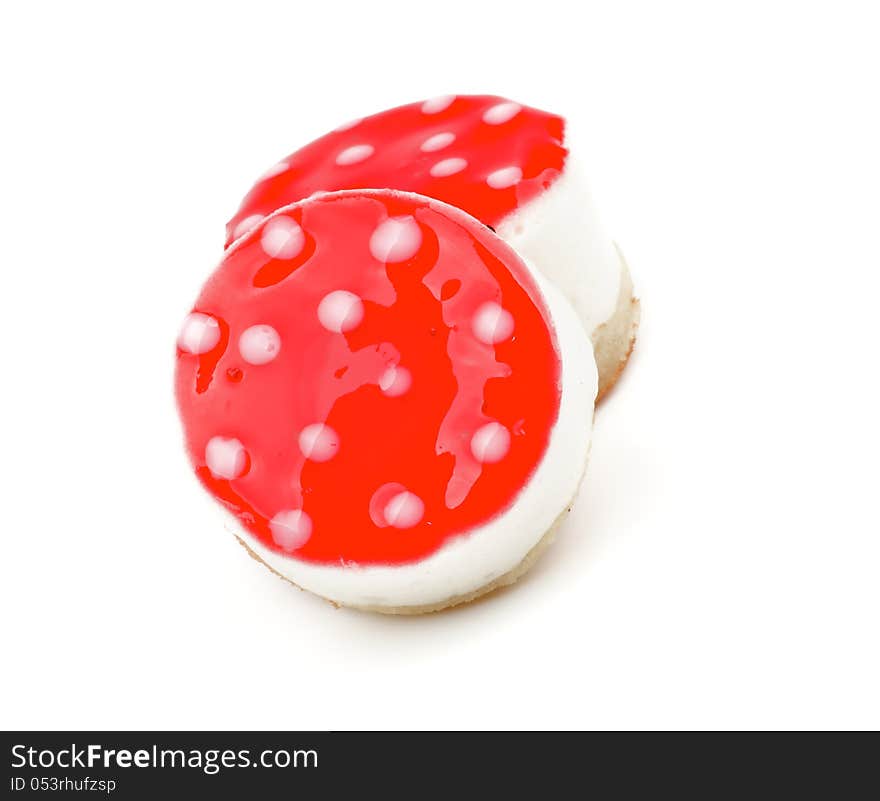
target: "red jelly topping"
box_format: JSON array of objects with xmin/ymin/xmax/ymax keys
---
[
  {"xmin": 178, "ymin": 190, "xmax": 561, "ymax": 566},
  {"xmin": 225, "ymin": 95, "xmax": 566, "ymax": 248}
]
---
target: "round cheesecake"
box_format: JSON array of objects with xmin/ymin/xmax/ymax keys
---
[
  {"xmin": 225, "ymin": 95, "xmax": 638, "ymax": 400},
  {"xmin": 177, "ymin": 189, "xmax": 597, "ymax": 613}
]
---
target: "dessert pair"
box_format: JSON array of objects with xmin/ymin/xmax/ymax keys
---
[{"xmin": 175, "ymin": 95, "xmax": 639, "ymax": 613}]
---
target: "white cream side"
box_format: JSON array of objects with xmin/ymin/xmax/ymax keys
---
[
  {"xmin": 495, "ymin": 150, "xmax": 623, "ymax": 337},
  {"xmin": 229, "ymin": 270, "xmax": 597, "ymax": 609}
]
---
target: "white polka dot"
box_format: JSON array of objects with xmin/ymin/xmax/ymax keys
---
[
  {"xmin": 334, "ymin": 117, "xmax": 362, "ymax": 132},
  {"xmin": 260, "ymin": 216, "xmax": 304, "ymax": 259},
  {"xmin": 487, "ymin": 166, "xmax": 523, "ymax": 189},
  {"xmin": 420, "ymin": 132, "xmax": 456, "ymax": 152},
  {"xmin": 259, "ymin": 161, "xmax": 289, "ymax": 180},
  {"xmin": 318, "ymin": 290, "xmax": 364, "ymax": 333},
  {"xmin": 298, "ymin": 423, "xmax": 340, "ymax": 462},
  {"xmin": 421, "ymin": 95, "xmax": 455, "ymax": 114},
  {"xmin": 384, "ymin": 491, "xmax": 425, "ymax": 529},
  {"xmin": 177, "ymin": 313, "xmax": 221, "ymax": 354},
  {"xmin": 239, "ymin": 324, "xmax": 281, "ymax": 364},
  {"xmin": 378, "ymin": 365, "xmax": 412, "ymax": 397},
  {"xmin": 369, "ymin": 216, "xmax": 422, "ymax": 263},
  {"xmin": 270, "ymin": 510, "xmax": 313, "ymax": 551},
  {"xmin": 232, "ymin": 214, "xmax": 264, "ymax": 241},
  {"xmin": 482, "ymin": 101, "xmax": 522, "ymax": 125},
  {"xmin": 472, "ymin": 302, "xmax": 514, "ymax": 344},
  {"xmin": 470, "ymin": 422, "xmax": 511, "ymax": 464},
  {"xmin": 205, "ymin": 436, "xmax": 248, "ymax": 479},
  {"xmin": 369, "ymin": 483, "xmax": 406, "ymax": 527},
  {"xmin": 430, "ymin": 157, "xmax": 468, "ymax": 177},
  {"xmin": 335, "ymin": 144, "xmax": 374, "ymax": 166}
]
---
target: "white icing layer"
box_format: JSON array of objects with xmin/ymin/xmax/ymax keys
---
[
  {"xmin": 495, "ymin": 149, "xmax": 623, "ymax": 337},
  {"xmin": 231, "ymin": 269, "xmax": 597, "ymax": 609}
]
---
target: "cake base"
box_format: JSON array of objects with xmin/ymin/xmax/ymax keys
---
[
  {"xmin": 593, "ymin": 246, "xmax": 640, "ymax": 403},
  {"xmin": 236, "ymin": 498, "xmax": 575, "ymax": 615}
]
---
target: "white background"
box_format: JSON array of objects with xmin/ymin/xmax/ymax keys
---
[{"xmin": 1, "ymin": 1, "xmax": 878, "ymax": 730}]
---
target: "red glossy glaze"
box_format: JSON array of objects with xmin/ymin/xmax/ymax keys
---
[
  {"xmin": 225, "ymin": 95, "xmax": 566, "ymax": 248},
  {"xmin": 178, "ymin": 190, "xmax": 561, "ymax": 566}
]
